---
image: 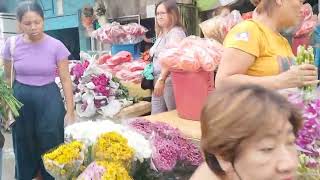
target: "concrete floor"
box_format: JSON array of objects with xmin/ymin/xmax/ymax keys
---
[{"xmin": 2, "ymin": 130, "xmax": 15, "ymax": 180}]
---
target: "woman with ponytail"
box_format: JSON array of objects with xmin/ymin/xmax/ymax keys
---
[{"xmin": 215, "ymin": 0, "xmax": 319, "ymax": 91}]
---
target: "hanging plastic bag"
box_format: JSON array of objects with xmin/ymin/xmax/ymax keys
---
[
  {"xmin": 199, "ymin": 10, "xmax": 243, "ymax": 43},
  {"xmin": 159, "ymin": 36, "xmax": 223, "ymax": 72}
]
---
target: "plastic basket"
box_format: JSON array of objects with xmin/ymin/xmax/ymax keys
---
[
  {"xmin": 171, "ymin": 71, "xmax": 214, "ymax": 121},
  {"xmin": 111, "ymin": 43, "xmax": 140, "ymax": 60}
]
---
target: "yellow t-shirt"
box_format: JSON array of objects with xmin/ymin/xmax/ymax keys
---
[{"xmin": 224, "ymin": 20, "xmax": 295, "ymax": 76}]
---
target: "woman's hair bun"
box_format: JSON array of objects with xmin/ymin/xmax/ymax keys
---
[{"xmin": 250, "ymin": 0, "xmax": 261, "ymax": 7}]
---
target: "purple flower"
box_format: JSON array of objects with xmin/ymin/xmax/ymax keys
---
[
  {"xmin": 71, "ymin": 63, "xmax": 85, "ymax": 79},
  {"xmin": 127, "ymin": 118, "xmax": 155, "ymax": 137},
  {"xmin": 94, "ymin": 85, "xmax": 107, "ymax": 94},
  {"xmin": 78, "ymin": 161, "xmax": 106, "ymax": 179},
  {"xmin": 306, "ymin": 158, "xmax": 319, "ymax": 169},
  {"xmin": 81, "ymin": 101, "xmax": 88, "ymax": 111},
  {"xmin": 288, "ymin": 92, "xmax": 320, "ymax": 163},
  {"xmin": 70, "ymin": 60, "xmax": 90, "ymax": 80},
  {"xmin": 151, "ymin": 135, "xmax": 178, "ymax": 172},
  {"xmin": 94, "ymin": 99, "xmax": 108, "ymax": 108},
  {"xmin": 83, "ymin": 60, "xmax": 90, "ymax": 69},
  {"xmin": 92, "ymin": 74, "xmax": 109, "ymax": 87},
  {"xmin": 172, "ymin": 136, "xmax": 203, "ymax": 166},
  {"xmin": 127, "ymin": 118, "xmax": 204, "ymax": 171}
]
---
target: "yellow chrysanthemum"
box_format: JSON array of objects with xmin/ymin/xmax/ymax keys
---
[
  {"xmin": 94, "ymin": 132, "xmax": 134, "ymax": 167},
  {"xmin": 97, "ymin": 161, "xmax": 132, "ymax": 180},
  {"xmin": 43, "ymin": 141, "xmax": 83, "ymax": 165}
]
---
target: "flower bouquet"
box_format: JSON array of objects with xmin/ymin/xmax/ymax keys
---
[
  {"xmin": 126, "ymin": 118, "xmax": 203, "ymax": 179},
  {"xmin": 287, "ymin": 91, "xmax": 320, "ymax": 179},
  {"xmin": 92, "ymin": 22, "xmax": 148, "ymax": 44},
  {"xmin": 78, "ymin": 161, "xmax": 132, "ymax": 180},
  {"xmin": 65, "ymin": 120, "xmax": 152, "ymax": 179},
  {"xmin": 65, "ymin": 120, "xmax": 152, "ymax": 163},
  {"xmin": 99, "ymin": 161, "xmax": 132, "ymax": 180},
  {"xmin": 42, "ymin": 141, "xmax": 86, "ymax": 179},
  {"xmin": 296, "ymin": 45, "xmax": 317, "ymax": 101},
  {"xmin": 66, "ymin": 55, "xmax": 134, "ymax": 118},
  {"xmin": 93, "ymin": 132, "xmax": 135, "ymax": 169},
  {"xmin": 0, "ymin": 78, "xmax": 23, "ymax": 117},
  {"xmin": 77, "ymin": 161, "xmax": 106, "ymax": 180},
  {"xmin": 0, "ymin": 77, "xmax": 23, "ymax": 129}
]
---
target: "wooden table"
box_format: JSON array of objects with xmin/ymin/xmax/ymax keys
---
[
  {"xmin": 145, "ymin": 110, "xmax": 201, "ymax": 140},
  {"xmin": 77, "ymin": 101, "xmax": 151, "ymax": 122},
  {"xmin": 116, "ymin": 101, "xmax": 151, "ymax": 119},
  {"xmin": 121, "ymin": 81, "xmax": 151, "ymax": 97}
]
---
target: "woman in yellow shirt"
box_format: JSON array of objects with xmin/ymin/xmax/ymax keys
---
[{"xmin": 216, "ymin": 0, "xmax": 319, "ymax": 89}]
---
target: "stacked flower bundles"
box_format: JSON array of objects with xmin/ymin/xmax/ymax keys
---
[{"xmin": 126, "ymin": 118, "xmax": 203, "ymax": 179}]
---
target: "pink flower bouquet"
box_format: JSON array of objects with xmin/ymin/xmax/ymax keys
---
[{"xmin": 67, "ymin": 59, "xmax": 132, "ymax": 118}]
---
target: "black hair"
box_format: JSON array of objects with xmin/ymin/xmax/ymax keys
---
[
  {"xmin": 313, "ymin": 4, "xmax": 319, "ymax": 15},
  {"xmin": 204, "ymin": 151, "xmax": 226, "ymax": 177},
  {"xmin": 16, "ymin": 1, "xmax": 44, "ymax": 22},
  {"xmin": 229, "ymin": 0, "xmax": 256, "ymax": 14}
]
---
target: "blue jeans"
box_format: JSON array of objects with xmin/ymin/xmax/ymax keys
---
[{"xmin": 151, "ymin": 76, "xmax": 176, "ymax": 114}]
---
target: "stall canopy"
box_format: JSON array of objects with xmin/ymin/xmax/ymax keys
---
[{"xmin": 99, "ymin": 0, "xmax": 194, "ymax": 19}]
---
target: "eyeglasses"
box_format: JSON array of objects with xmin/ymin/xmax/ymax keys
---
[{"xmin": 156, "ymin": 12, "xmax": 167, "ymax": 17}]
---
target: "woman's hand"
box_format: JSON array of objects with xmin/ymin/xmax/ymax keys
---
[
  {"xmin": 278, "ymin": 64, "xmax": 319, "ymax": 88},
  {"xmin": 64, "ymin": 111, "xmax": 75, "ymax": 127},
  {"xmin": 144, "ymin": 36, "xmax": 152, "ymax": 43},
  {"xmin": 154, "ymin": 79, "xmax": 165, "ymax": 97}
]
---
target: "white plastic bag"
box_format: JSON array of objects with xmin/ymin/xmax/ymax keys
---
[
  {"xmin": 100, "ymin": 99, "xmax": 122, "ymax": 118},
  {"xmin": 76, "ymin": 92, "xmax": 97, "ymax": 118}
]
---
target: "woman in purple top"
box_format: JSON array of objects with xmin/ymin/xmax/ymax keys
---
[{"xmin": 1, "ymin": 1, "xmax": 74, "ymax": 179}]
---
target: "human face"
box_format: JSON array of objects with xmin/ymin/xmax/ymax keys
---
[
  {"xmin": 233, "ymin": 119, "xmax": 299, "ymax": 180},
  {"xmin": 156, "ymin": 3, "xmax": 171, "ymax": 29},
  {"xmin": 279, "ymin": 0, "xmax": 304, "ymax": 27},
  {"xmin": 19, "ymin": 11, "xmax": 44, "ymax": 40}
]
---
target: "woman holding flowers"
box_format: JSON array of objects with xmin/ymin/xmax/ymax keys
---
[
  {"xmin": 1, "ymin": 1, "xmax": 74, "ymax": 179},
  {"xmin": 150, "ymin": 0, "xmax": 186, "ymax": 114},
  {"xmin": 191, "ymin": 84, "xmax": 303, "ymax": 180},
  {"xmin": 215, "ymin": 0, "xmax": 319, "ymax": 90}
]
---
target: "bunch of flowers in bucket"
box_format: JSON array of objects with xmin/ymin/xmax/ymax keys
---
[
  {"xmin": 126, "ymin": 118, "xmax": 203, "ymax": 179},
  {"xmin": 66, "ymin": 57, "xmax": 134, "ymax": 118},
  {"xmin": 42, "ymin": 141, "xmax": 86, "ymax": 179}
]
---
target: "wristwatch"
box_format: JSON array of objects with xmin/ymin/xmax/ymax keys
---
[{"xmin": 158, "ymin": 77, "xmax": 165, "ymax": 83}]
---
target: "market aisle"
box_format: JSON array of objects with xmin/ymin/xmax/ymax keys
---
[{"xmin": 2, "ymin": 131, "xmax": 15, "ymax": 180}]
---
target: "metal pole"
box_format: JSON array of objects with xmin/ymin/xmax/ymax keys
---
[
  {"xmin": 108, "ymin": 15, "xmax": 141, "ymax": 24},
  {"xmin": 90, "ymin": 36, "xmax": 95, "ymax": 51}
]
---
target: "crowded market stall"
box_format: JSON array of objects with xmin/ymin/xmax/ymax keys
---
[{"xmin": 40, "ymin": 0, "xmax": 320, "ymax": 179}]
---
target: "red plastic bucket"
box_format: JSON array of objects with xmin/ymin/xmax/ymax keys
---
[
  {"xmin": 292, "ymin": 35, "xmax": 310, "ymax": 56},
  {"xmin": 171, "ymin": 71, "xmax": 214, "ymax": 121}
]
